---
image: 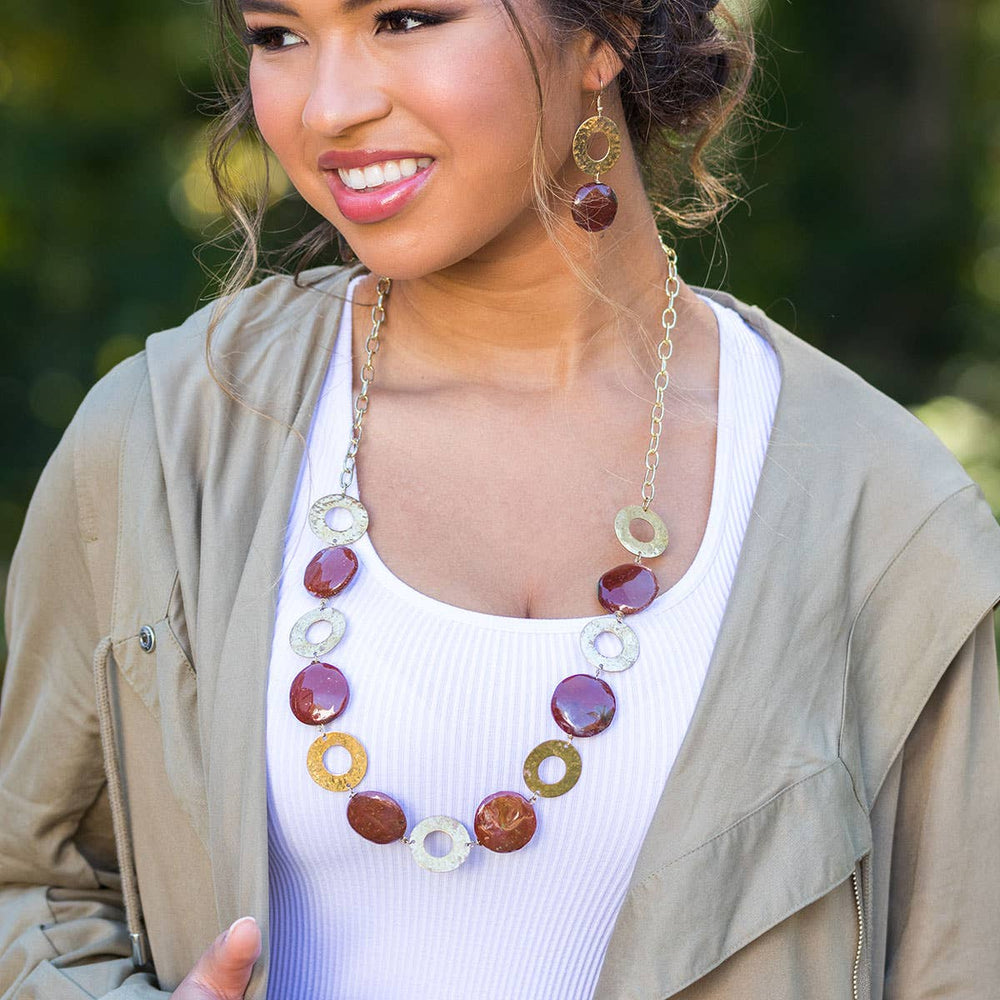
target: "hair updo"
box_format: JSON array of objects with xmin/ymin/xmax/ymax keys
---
[
  {"xmin": 526, "ymin": 0, "xmax": 751, "ymax": 227},
  {"xmin": 206, "ymin": 0, "xmax": 752, "ymax": 294}
]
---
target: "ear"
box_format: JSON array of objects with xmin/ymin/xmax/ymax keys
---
[{"xmin": 575, "ymin": 17, "xmax": 640, "ymax": 93}]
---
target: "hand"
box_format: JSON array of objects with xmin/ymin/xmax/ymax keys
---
[{"xmin": 171, "ymin": 916, "xmax": 262, "ymax": 1000}]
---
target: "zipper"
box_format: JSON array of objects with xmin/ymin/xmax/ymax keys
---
[{"xmin": 850, "ymin": 868, "xmax": 864, "ymax": 1000}]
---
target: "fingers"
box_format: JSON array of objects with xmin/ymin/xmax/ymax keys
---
[
  {"xmin": 219, "ymin": 917, "xmax": 262, "ymax": 973},
  {"xmin": 179, "ymin": 916, "xmax": 261, "ymax": 1000}
]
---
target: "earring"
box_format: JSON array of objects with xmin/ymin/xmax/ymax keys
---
[{"xmin": 570, "ymin": 88, "xmax": 622, "ymax": 232}]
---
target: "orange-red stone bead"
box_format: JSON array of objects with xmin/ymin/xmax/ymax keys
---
[
  {"xmin": 572, "ymin": 182, "xmax": 618, "ymax": 232},
  {"xmin": 289, "ymin": 661, "xmax": 350, "ymax": 726},
  {"xmin": 347, "ymin": 791, "xmax": 407, "ymax": 844},
  {"xmin": 474, "ymin": 791, "xmax": 537, "ymax": 853},
  {"xmin": 551, "ymin": 674, "xmax": 616, "ymax": 737},
  {"xmin": 598, "ymin": 563, "xmax": 659, "ymax": 615},
  {"xmin": 304, "ymin": 546, "xmax": 358, "ymax": 598}
]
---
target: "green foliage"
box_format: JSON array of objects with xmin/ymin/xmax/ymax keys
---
[
  {"xmin": 1, "ymin": 0, "xmax": 999, "ymax": 660},
  {"xmin": 0, "ymin": 0, "xmax": 217, "ymax": 559},
  {"xmin": 681, "ymin": 2, "xmax": 1000, "ymax": 416}
]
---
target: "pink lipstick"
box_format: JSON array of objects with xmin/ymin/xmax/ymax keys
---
[{"xmin": 319, "ymin": 150, "xmax": 435, "ymax": 224}]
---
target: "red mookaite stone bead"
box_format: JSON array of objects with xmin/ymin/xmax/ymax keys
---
[
  {"xmin": 289, "ymin": 661, "xmax": 350, "ymax": 725},
  {"xmin": 571, "ymin": 182, "xmax": 618, "ymax": 232},
  {"xmin": 347, "ymin": 791, "xmax": 407, "ymax": 844},
  {"xmin": 304, "ymin": 546, "xmax": 358, "ymax": 598},
  {"xmin": 598, "ymin": 563, "xmax": 659, "ymax": 615},
  {"xmin": 551, "ymin": 674, "xmax": 616, "ymax": 737},
  {"xmin": 474, "ymin": 791, "xmax": 538, "ymax": 853}
]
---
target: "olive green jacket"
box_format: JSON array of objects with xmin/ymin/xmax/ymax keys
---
[{"xmin": 2, "ymin": 265, "xmax": 999, "ymax": 999}]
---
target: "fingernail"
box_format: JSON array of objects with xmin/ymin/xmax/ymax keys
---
[{"xmin": 224, "ymin": 916, "xmax": 257, "ymax": 941}]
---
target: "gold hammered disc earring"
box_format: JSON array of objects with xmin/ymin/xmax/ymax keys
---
[{"xmin": 571, "ymin": 85, "xmax": 623, "ymax": 232}]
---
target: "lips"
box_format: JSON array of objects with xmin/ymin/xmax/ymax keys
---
[
  {"xmin": 318, "ymin": 149, "xmax": 436, "ymax": 224},
  {"xmin": 317, "ymin": 149, "xmax": 428, "ymax": 171}
]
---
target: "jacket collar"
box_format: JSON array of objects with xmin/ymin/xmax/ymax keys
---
[{"xmin": 146, "ymin": 268, "xmax": 1000, "ymax": 999}]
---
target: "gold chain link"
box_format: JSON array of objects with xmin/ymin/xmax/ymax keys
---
[
  {"xmin": 339, "ymin": 275, "xmax": 392, "ymax": 494},
  {"xmin": 339, "ymin": 246, "xmax": 678, "ymax": 509},
  {"xmin": 641, "ymin": 243, "xmax": 679, "ymax": 511}
]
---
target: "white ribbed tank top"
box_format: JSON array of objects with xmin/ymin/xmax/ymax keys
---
[{"xmin": 265, "ymin": 279, "xmax": 780, "ymax": 1000}]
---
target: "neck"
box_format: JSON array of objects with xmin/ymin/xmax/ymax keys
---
[{"xmin": 356, "ymin": 158, "xmax": 695, "ymax": 393}]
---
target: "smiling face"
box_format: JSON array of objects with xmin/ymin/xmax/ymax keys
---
[{"xmin": 242, "ymin": 0, "xmax": 591, "ymax": 278}]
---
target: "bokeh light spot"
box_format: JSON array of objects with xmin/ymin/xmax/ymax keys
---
[
  {"xmin": 95, "ymin": 334, "xmax": 145, "ymax": 379},
  {"xmin": 168, "ymin": 126, "xmax": 291, "ymax": 231},
  {"xmin": 912, "ymin": 395, "xmax": 1000, "ymax": 514}
]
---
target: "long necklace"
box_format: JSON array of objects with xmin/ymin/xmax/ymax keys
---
[{"xmin": 286, "ymin": 242, "xmax": 680, "ymax": 873}]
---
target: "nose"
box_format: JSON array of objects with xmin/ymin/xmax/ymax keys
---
[{"xmin": 300, "ymin": 43, "xmax": 391, "ymax": 136}]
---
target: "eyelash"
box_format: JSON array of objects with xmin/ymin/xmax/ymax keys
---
[
  {"xmin": 241, "ymin": 8, "xmax": 445, "ymax": 50},
  {"xmin": 374, "ymin": 7, "xmax": 446, "ymax": 32},
  {"xmin": 241, "ymin": 26, "xmax": 300, "ymax": 50}
]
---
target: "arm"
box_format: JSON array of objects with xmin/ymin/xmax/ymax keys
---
[
  {"xmin": 0, "ymin": 411, "xmax": 169, "ymax": 999},
  {"xmin": 879, "ymin": 611, "xmax": 1000, "ymax": 998},
  {"xmin": 0, "ymin": 375, "xmax": 261, "ymax": 1000}
]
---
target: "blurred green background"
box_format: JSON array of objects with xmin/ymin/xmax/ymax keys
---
[{"xmin": 1, "ymin": 0, "xmax": 998, "ymax": 663}]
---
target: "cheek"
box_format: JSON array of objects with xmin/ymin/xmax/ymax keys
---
[
  {"xmin": 249, "ymin": 61, "xmax": 304, "ymax": 165},
  {"xmin": 426, "ymin": 36, "xmax": 541, "ymax": 185}
]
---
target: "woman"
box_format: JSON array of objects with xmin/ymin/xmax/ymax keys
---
[{"xmin": 1, "ymin": 0, "xmax": 999, "ymax": 996}]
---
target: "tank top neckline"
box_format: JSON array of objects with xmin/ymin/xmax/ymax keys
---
[{"xmin": 327, "ymin": 276, "xmax": 736, "ymax": 634}]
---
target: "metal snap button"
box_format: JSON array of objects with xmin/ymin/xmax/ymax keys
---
[{"xmin": 138, "ymin": 625, "xmax": 156, "ymax": 653}]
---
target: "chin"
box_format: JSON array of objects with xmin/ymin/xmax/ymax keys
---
[
  {"xmin": 346, "ymin": 232, "xmax": 486, "ymax": 282},
  {"xmin": 350, "ymin": 253, "xmax": 439, "ymax": 282}
]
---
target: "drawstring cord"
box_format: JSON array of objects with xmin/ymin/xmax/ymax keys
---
[{"xmin": 93, "ymin": 635, "xmax": 151, "ymax": 969}]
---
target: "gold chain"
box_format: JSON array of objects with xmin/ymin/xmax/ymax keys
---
[
  {"xmin": 641, "ymin": 243, "xmax": 679, "ymax": 511},
  {"xmin": 339, "ymin": 245, "xmax": 679, "ymax": 509},
  {"xmin": 339, "ymin": 275, "xmax": 391, "ymax": 494}
]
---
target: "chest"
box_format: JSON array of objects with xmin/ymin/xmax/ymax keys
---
[{"xmin": 352, "ymin": 385, "xmax": 718, "ymax": 619}]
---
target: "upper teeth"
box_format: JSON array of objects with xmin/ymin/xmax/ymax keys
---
[{"xmin": 338, "ymin": 157, "xmax": 432, "ymax": 191}]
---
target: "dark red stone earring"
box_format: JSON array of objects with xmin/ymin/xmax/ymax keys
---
[{"xmin": 571, "ymin": 89, "xmax": 622, "ymax": 232}]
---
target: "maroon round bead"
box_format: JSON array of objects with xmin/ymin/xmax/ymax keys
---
[
  {"xmin": 571, "ymin": 182, "xmax": 618, "ymax": 232},
  {"xmin": 551, "ymin": 674, "xmax": 616, "ymax": 738},
  {"xmin": 289, "ymin": 661, "xmax": 350, "ymax": 726},
  {"xmin": 304, "ymin": 546, "xmax": 358, "ymax": 599},
  {"xmin": 474, "ymin": 791, "xmax": 537, "ymax": 853},
  {"xmin": 347, "ymin": 791, "xmax": 407, "ymax": 844},
  {"xmin": 598, "ymin": 563, "xmax": 659, "ymax": 616}
]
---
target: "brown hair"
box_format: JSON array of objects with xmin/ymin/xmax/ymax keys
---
[{"xmin": 206, "ymin": 0, "xmax": 753, "ymax": 300}]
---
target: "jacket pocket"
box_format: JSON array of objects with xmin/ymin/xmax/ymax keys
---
[{"xmin": 110, "ymin": 576, "xmax": 207, "ymax": 845}]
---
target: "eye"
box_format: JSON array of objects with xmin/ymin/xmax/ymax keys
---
[
  {"xmin": 373, "ymin": 8, "xmax": 446, "ymax": 33},
  {"xmin": 241, "ymin": 25, "xmax": 305, "ymax": 51}
]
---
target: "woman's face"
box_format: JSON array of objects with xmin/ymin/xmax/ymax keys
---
[{"xmin": 243, "ymin": 0, "xmax": 587, "ymax": 278}]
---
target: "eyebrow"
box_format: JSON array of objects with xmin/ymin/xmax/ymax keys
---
[{"xmin": 238, "ymin": 0, "xmax": 379, "ymax": 14}]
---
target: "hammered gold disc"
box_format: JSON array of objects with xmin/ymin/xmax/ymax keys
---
[
  {"xmin": 289, "ymin": 606, "xmax": 346, "ymax": 659},
  {"xmin": 572, "ymin": 115, "xmax": 622, "ymax": 176},
  {"xmin": 614, "ymin": 505, "xmax": 669, "ymax": 559},
  {"xmin": 523, "ymin": 739, "xmax": 582, "ymax": 798},
  {"xmin": 306, "ymin": 731, "xmax": 367, "ymax": 792},
  {"xmin": 309, "ymin": 494, "xmax": 369, "ymax": 547}
]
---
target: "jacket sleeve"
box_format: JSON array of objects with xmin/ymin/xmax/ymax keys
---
[
  {"xmin": 0, "ymin": 399, "xmax": 170, "ymax": 998},
  {"xmin": 879, "ymin": 610, "xmax": 1000, "ymax": 998}
]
